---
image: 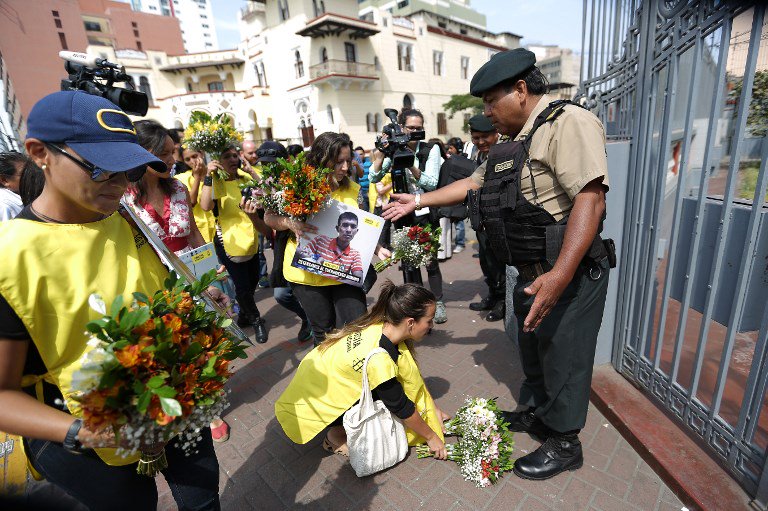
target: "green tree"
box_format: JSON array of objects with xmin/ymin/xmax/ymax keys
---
[
  {"xmin": 731, "ymin": 70, "xmax": 768, "ymax": 137},
  {"xmin": 442, "ymin": 94, "xmax": 483, "ymax": 133}
]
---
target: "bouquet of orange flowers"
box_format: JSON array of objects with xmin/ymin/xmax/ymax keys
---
[
  {"xmin": 240, "ymin": 152, "xmax": 332, "ymax": 221},
  {"xmin": 71, "ymin": 271, "xmax": 247, "ymax": 476}
]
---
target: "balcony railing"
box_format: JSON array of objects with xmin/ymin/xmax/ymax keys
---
[{"xmin": 309, "ymin": 60, "xmax": 377, "ymax": 80}]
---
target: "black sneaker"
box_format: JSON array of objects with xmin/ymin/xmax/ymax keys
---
[{"xmin": 513, "ymin": 434, "xmax": 583, "ymax": 480}]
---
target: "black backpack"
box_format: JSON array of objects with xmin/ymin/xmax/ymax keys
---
[{"xmin": 435, "ymin": 154, "xmax": 477, "ymax": 221}]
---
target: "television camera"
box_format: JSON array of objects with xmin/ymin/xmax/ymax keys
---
[{"xmin": 59, "ymin": 51, "xmax": 148, "ymax": 116}]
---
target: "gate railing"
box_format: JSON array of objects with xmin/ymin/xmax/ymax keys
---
[{"xmin": 579, "ymin": 0, "xmax": 768, "ymax": 506}]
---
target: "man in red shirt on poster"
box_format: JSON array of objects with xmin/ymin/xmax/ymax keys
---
[{"xmin": 298, "ymin": 211, "xmax": 364, "ymax": 282}]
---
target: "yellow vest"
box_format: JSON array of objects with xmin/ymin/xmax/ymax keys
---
[
  {"xmin": 0, "ymin": 215, "xmax": 170, "ymax": 466},
  {"xmin": 283, "ymin": 182, "xmax": 361, "ymax": 286},
  {"xmin": 369, "ymin": 173, "xmax": 392, "ymax": 212},
  {"xmin": 175, "ymin": 173, "xmax": 216, "ymax": 243},
  {"xmin": 275, "ymin": 323, "xmax": 443, "ymax": 446},
  {"xmin": 213, "ymin": 170, "xmax": 258, "ymax": 257}
]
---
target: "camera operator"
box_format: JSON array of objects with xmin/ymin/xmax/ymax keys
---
[{"xmin": 369, "ymin": 109, "xmax": 448, "ymax": 324}]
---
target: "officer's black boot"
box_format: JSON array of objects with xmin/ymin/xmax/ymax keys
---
[
  {"xmin": 486, "ymin": 300, "xmax": 505, "ymax": 322},
  {"xmin": 512, "ymin": 431, "xmax": 583, "ymax": 480},
  {"xmin": 499, "ymin": 408, "xmax": 549, "ymax": 441},
  {"xmin": 469, "ymin": 295, "xmax": 495, "ymax": 311}
]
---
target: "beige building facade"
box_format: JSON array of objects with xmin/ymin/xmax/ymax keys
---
[{"xmin": 97, "ymin": 0, "xmax": 522, "ymax": 148}]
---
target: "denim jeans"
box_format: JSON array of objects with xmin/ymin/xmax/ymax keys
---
[
  {"xmin": 25, "ymin": 429, "xmax": 220, "ymax": 511},
  {"xmin": 273, "ymin": 286, "xmax": 308, "ymax": 323},
  {"xmin": 454, "ymin": 220, "xmax": 465, "ymax": 247}
]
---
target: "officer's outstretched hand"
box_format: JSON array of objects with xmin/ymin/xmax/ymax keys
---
[
  {"xmin": 381, "ymin": 193, "xmax": 416, "ymax": 221},
  {"xmin": 522, "ymin": 270, "xmax": 571, "ymax": 332}
]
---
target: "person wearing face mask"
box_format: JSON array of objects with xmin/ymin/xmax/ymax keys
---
[
  {"xmin": 0, "ymin": 151, "xmax": 27, "ymax": 221},
  {"xmin": 264, "ymin": 132, "xmax": 391, "ymax": 346},
  {"xmin": 0, "ymin": 91, "xmax": 227, "ymax": 510},
  {"xmin": 200, "ymin": 145, "xmax": 270, "ymax": 344}
]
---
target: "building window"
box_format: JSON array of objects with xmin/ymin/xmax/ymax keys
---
[
  {"xmin": 187, "ymin": 82, "xmax": 193, "ymax": 92},
  {"xmin": 200, "ymin": 14, "xmax": 207, "ymax": 18},
  {"xmin": 136, "ymin": 40, "xmax": 143, "ymax": 51},
  {"xmin": 312, "ymin": 0, "xmax": 325, "ymax": 17},
  {"xmin": 254, "ymin": 60, "xmax": 267, "ymax": 87},
  {"xmin": 278, "ymin": 0, "xmax": 290, "ymax": 21},
  {"xmin": 58, "ymin": 32, "xmax": 68, "ymax": 50},
  {"xmin": 208, "ymin": 81, "xmax": 224, "ymax": 91},
  {"xmin": 84, "ymin": 21, "xmax": 101, "ymax": 32},
  {"xmin": 344, "ymin": 42, "xmax": 356, "ymax": 63},
  {"xmin": 202, "ymin": 24, "xmax": 209, "ymax": 28},
  {"xmin": 131, "ymin": 21, "xmax": 137, "ymax": 27},
  {"xmin": 437, "ymin": 113, "xmax": 447, "ymax": 135},
  {"xmin": 133, "ymin": 29, "xmax": 140, "ymax": 37},
  {"xmin": 433, "ymin": 50, "xmax": 443, "ymax": 76},
  {"xmin": 366, "ymin": 113, "xmax": 375, "ymax": 132},
  {"xmin": 326, "ymin": 105, "xmax": 334, "ymax": 125},
  {"xmin": 460, "ymin": 56, "xmax": 469, "ymax": 79},
  {"xmin": 375, "ymin": 113, "xmax": 381, "ymax": 132},
  {"xmin": 374, "ymin": 56, "xmax": 380, "ymax": 71},
  {"xmin": 294, "ymin": 50, "xmax": 304, "ymax": 78},
  {"xmin": 397, "ymin": 42, "xmax": 413, "ymax": 72},
  {"xmin": 403, "ymin": 93, "xmax": 413, "ymax": 109},
  {"xmin": 55, "ymin": 18, "xmax": 62, "ymax": 29},
  {"xmin": 460, "ymin": 28, "xmax": 467, "ymax": 35},
  {"xmin": 139, "ymin": 76, "xmax": 153, "ymax": 105},
  {"xmin": 383, "ymin": 17, "xmax": 388, "ymax": 27},
  {"xmin": 320, "ymin": 47, "xmax": 328, "ymax": 63},
  {"xmin": 438, "ymin": 21, "xmax": 447, "ymax": 29},
  {"xmin": 52, "ymin": 10, "xmax": 59, "ymax": 16}
]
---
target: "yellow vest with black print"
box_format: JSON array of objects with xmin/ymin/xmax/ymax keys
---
[
  {"xmin": 275, "ymin": 323, "xmax": 443, "ymax": 446},
  {"xmin": 175, "ymin": 173, "xmax": 216, "ymax": 244},
  {"xmin": 283, "ymin": 182, "xmax": 361, "ymax": 286},
  {"xmin": 0, "ymin": 214, "xmax": 170, "ymax": 466},
  {"xmin": 212, "ymin": 170, "xmax": 258, "ymax": 257}
]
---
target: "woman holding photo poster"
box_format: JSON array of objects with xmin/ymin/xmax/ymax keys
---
[{"xmin": 265, "ymin": 132, "xmax": 390, "ymax": 346}]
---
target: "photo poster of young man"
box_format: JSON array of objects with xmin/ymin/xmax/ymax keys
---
[{"xmin": 291, "ymin": 199, "xmax": 384, "ymax": 287}]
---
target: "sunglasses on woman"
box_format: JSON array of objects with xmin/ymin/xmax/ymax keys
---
[{"xmin": 46, "ymin": 143, "xmax": 147, "ymax": 183}]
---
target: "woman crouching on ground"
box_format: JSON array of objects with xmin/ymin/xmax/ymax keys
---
[{"xmin": 275, "ymin": 281, "xmax": 450, "ymax": 460}]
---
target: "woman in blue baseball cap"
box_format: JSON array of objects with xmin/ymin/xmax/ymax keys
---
[{"xmin": 0, "ymin": 91, "xmax": 226, "ymax": 510}]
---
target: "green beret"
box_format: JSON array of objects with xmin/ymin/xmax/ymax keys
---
[
  {"xmin": 470, "ymin": 48, "xmax": 537, "ymax": 97},
  {"xmin": 468, "ymin": 114, "xmax": 496, "ymax": 133}
]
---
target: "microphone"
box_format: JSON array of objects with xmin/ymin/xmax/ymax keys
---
[{"xmin": 59, "ymin": 51, "xmax": 119, "ymax": 69}]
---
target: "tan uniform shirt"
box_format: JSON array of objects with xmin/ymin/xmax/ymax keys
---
[{"xmin": 470, "ymin": 94, "xmax": 609, "ymax": 222}]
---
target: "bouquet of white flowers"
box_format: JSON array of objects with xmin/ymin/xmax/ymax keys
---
[{"xmin": 417, "ymin": 397, "xmax": 514, "ymax": 487}]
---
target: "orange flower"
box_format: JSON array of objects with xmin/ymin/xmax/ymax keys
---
[
  {"xmin": 115, "ymin": 344, "xmax": 142, "ymax": 368},
  {"xmin": 133, "ymin": 318, "xmax": 155, "ymax": 336},
  {"xmin": 175, "ymin": 292, "xmax": 194, "ymax": 315},
  {"xmin": 147, "ymin": 395, "xmax": 176, "ymax": 426}
]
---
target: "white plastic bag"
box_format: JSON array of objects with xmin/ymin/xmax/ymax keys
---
[{"xmin": 343, "ymin": 348, "xmax": 408, "ymax": 477}]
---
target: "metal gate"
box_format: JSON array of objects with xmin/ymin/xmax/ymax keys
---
[{"xmin": 579, "ymin": 0, "xmax": 768, "ymax": 505}]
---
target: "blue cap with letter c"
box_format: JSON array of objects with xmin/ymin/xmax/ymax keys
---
[{"xmin": 26, "ymin": 91, "xmax": 166, "ymax": 173}]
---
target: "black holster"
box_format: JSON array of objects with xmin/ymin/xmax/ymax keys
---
[{"xmin": 467, "ymin": 189, "xmax": 482, "ymax": 232}]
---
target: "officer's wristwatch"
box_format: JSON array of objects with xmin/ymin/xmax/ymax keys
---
[
  {"xmin": 415, "ymin": 193, "xmax": 423, "ymax": 210},
  {"xmin": 63, "ymin": 418, "xmax": 84, "ymax": 454}
]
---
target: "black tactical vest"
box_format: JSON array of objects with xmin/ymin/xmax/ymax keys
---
[{"xmin": 478, "ymin": 100, "xmax": 605, "ymax": 267}]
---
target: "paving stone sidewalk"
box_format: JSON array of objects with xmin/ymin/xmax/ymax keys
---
[{"xmin": 27, "ymin": 229, "xmax": 687, "ymax": 511}]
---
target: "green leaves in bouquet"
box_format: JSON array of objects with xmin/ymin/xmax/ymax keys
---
[{"xmin": 189, "ymin": 111, "xmax": 212, "ymax": 125}]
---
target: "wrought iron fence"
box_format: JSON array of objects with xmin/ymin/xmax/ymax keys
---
[{"xmin": 579, "ymin": 0, "xmax": 768, "ymax": 506}]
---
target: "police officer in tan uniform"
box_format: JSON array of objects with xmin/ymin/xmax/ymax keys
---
[{"xmin": 383, "ymin": 48, "xmax": 612, "ymax": 480}]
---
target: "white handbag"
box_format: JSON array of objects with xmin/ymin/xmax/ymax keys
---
[{"xmin": 343, "ymin": 348, "xmax": 408, "ymax": 477}]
